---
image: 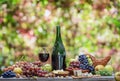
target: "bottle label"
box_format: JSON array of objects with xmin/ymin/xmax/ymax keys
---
[{"xmin": 58, "ymin": 52, "xmax": 63, "ymax": 70}]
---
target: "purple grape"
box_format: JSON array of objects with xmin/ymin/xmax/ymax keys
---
[
  {"xmin": 1, "ymin": 70, "xmax": 16, "ymax": 78},
  {"xmin": 88, "ymin": 65, "xmax": 94, "ymax": 72},
  {"xmin": 79, "ymin": 55, "xmax": 86, "ymax": 59},
  {"xmin": 80, "ymin": 64, "xmax": 87, "ymax": 70}
]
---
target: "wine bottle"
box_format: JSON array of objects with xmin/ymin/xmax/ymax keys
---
[{"xmin": 52, "ymin": 26, "xmax": 66, "ymax": 70}]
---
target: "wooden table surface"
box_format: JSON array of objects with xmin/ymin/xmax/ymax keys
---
[{"xmin": 0, "ymin": 76, "xmax": 116, "ymax": 81}]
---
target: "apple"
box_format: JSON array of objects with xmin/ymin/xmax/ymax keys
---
[
  {"xmin": 115, "ymin": 72, "xmax": 120, "ymax": 81},
  {"xmin": 95, "ymin": 65, "xmax": 104, "ymax": 71},
  {"xmin": 13, "ymin": 67, "xmax": 23, "ymax": 74},
  {"xmin": 104, "ymin": 65, "xmax": 113, "ymax": 73}
]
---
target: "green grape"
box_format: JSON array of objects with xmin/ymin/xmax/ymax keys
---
[
  {"xmin": 41, "ymin": 64, "xmax": 52, "ymax": 72},
  {"xmin": 87, "ymin": 57, "xmax": 93, "ymax": 65},
  {"xmin": 96, "ymin": 69, "xmax": 112, "ymax": 76},
  {"xmin": 95, "ymin": 71, "xmax": 100, "ymax": 75}
]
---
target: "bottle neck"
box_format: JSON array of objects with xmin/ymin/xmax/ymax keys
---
[{"xmin": 56, "ymin": 26, "xmax": 62, "ymax": 42}]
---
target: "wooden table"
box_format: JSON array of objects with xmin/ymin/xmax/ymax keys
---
[{"xmin": 0, "ymin": 76, "xmax": 116, "ymax": 81}]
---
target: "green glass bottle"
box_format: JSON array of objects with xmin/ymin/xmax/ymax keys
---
[{"xmin": 52, "ymin": 26, "xmax": 66, "ymax": 70}]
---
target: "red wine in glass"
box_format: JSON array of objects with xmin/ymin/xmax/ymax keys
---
[
  {"xmin": 39, "ymin": 53, "xmax": 49, "ymax": 62},
  {"xmin": 38, "ymin": 47, "xmax": 49, "ymax": 63}
]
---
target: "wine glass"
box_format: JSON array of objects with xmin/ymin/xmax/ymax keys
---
[{"xmin": 38, "ymin": 47, "xmax": 49, "ymax": 65}]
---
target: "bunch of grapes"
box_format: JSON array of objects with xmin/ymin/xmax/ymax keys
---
[
  {"xmin": 3, "ymin": 61, "xmax": 42, "ymax": 72},
  {"xmin": 3, "ymin": 61, "xmax": 48, "ymax": 77},
  {"xmin": 3, "ymin": 66, "xmax": 15, "ymax": 72},
  {"xmin": 32, "ymin": 61, "xmax": 42, "ymax": 67},
  {"xmin": 66, "ymin": 61, "xmax": 80, "ymax": 75},
  {"xmin": 69, "ymin": 61, "xmax": 80, "ymax": 68},
  {"xmin": 22, "ymin": 64, "xmax": 47, "ymax": 77},
  {"xmin": 1, "ymin": 70, "xmax": 16, "ymax": 78},
  {"xmin": 78, "ymin": 55, "xmax": 94, "ymax": 72}
]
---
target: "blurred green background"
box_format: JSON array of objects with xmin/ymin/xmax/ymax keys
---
[{"xmin": 0, "ymin": 0, "xmax": 120, "ymax": 71}]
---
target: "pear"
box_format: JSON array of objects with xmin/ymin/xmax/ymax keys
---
[
  {"xmin": 13, "ymin": 67, "xmax": 23, "ymax": 74},
  {"xmin": 115, "ymin": 72, "xmax": 120, "ymax": 81}
]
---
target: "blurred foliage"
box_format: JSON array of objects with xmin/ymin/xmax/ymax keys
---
[{"xmin": 0, "ymin": 0, "xmax": 120, "ymax": 72}]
